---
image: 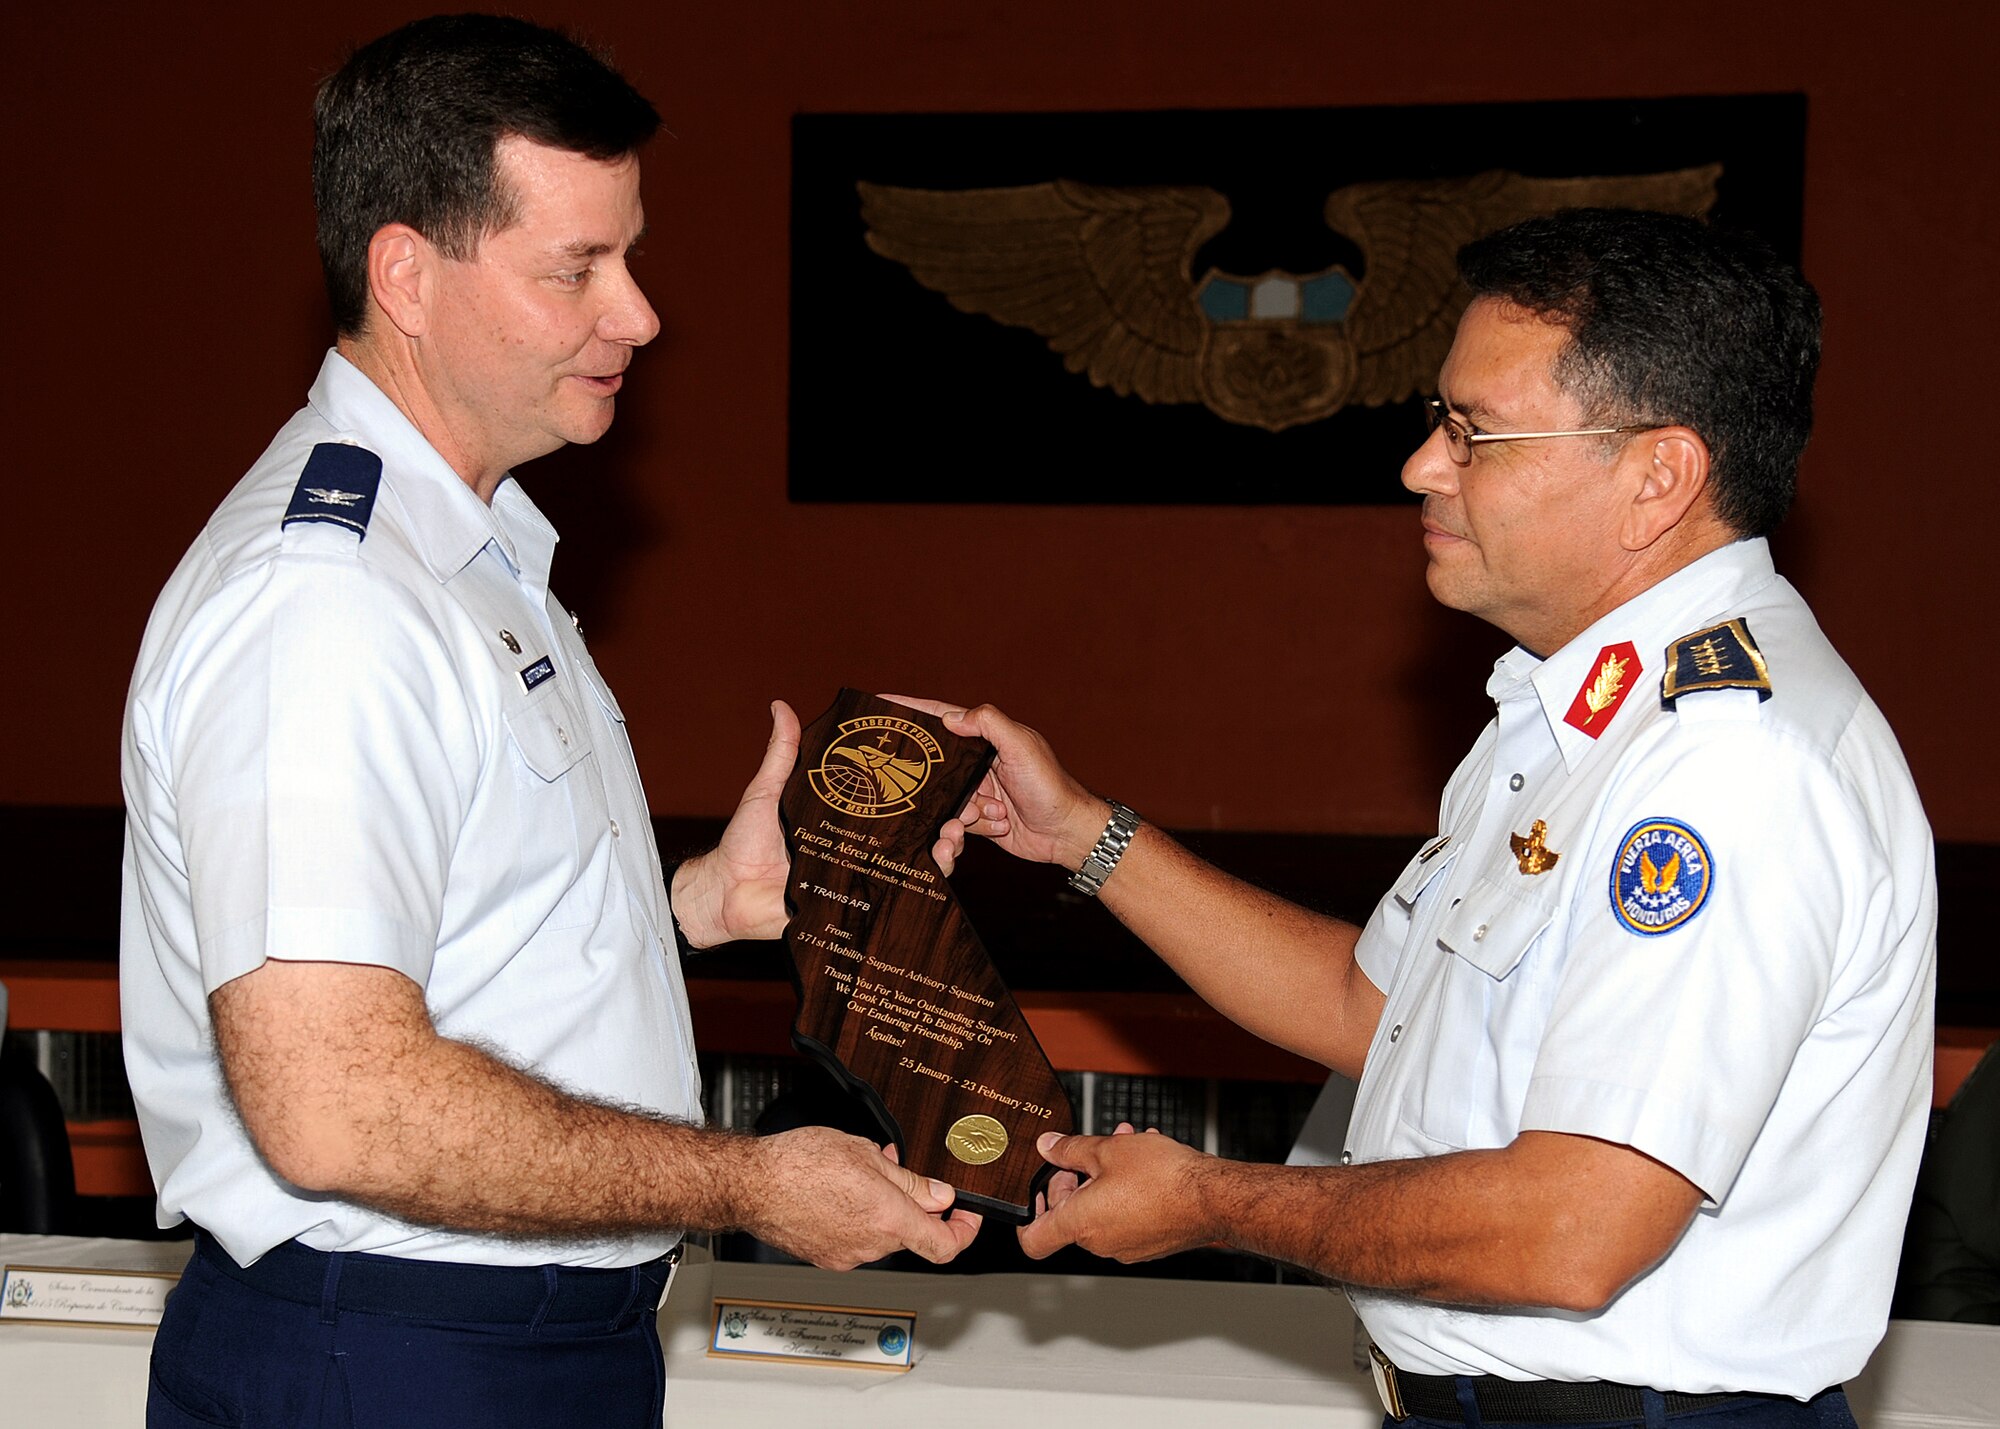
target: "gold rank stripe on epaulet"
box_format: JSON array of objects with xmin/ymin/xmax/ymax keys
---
[{"xmin": 1660, "ymin": 618, "xmax": 1771, "ymax": 707}]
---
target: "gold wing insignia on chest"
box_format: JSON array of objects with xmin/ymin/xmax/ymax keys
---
[{"xmin": 1509, "ymin": 819, "xmax": 1560, "ymax": 876}]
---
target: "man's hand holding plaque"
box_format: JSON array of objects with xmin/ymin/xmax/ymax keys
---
[{"xmin": 779, "ymin": 690, "xmax": 1076, "ymax": 1224}]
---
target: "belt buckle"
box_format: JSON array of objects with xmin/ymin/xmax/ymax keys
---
[{"xmin": 1369, "ymin": 1342, "xmax": 1409, "ymax": 1422}]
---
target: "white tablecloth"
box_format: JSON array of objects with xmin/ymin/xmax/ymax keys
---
[
  {"xmin": 661, "ymin": 1253, "xmax": 1377, "ymax": 1425},
  {"xmin": 3, "ymin": 1235, "xmax": 1995, "ymax": 1427}
]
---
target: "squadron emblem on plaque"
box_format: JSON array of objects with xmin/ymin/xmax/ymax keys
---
[{"xmin": 808, "ymin": 716, "xmax": 944, "ymax": 818}]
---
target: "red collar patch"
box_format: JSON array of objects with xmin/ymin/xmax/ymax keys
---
[{"xmin": 1562, "ymin": 641, "xmax": 1642, "ymax": 739}]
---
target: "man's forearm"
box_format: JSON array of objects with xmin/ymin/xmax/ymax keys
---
[
  {"xmin": 1190, "ymin": 1133, "xmax": 1698, "ymax": 1311},
  {"xmin": 315, "ymin": 1039, "xmax": 755, "ymax": 1237},
  {"xmin": 219, "ymin": 974, "xmax": 757, "ymax": 1236},
  {"xmin": 215, "ymin": 958, "xmax": 975, "ymax": 1269},
  {"xmin": 1025, "ymin": 1125, "xmax": 1698, "ymax": 1311},
  {"xmin": 1092, "ymin": 823, "xmax": 1377, "ymax": 1077}
]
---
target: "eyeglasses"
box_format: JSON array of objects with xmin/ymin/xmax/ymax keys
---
[{"xmin": 1423, "ymin": 399, "xmax": 1653, "ymax": 467}]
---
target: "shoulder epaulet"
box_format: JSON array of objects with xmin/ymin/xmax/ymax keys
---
[
  {"xmin": 1661, "ymin": 618, "xmax": 1771, "ymax": 708},
  {"xmin": 282, "ymin": 442, "xmax": 382, "ymax": 541}
]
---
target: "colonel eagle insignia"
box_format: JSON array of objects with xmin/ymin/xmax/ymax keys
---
[{"xmin": 859, "ymin": 165, "xmax": 1719, "ymax": 432}]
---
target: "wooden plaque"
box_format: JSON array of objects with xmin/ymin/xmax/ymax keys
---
[{"xmin": 779, "ymin": 689, "xmax": 1076, "ymax": 1223}]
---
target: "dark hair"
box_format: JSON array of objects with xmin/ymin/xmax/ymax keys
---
[
  {"xmin": 1456, "ymin": 209, "xmax": 1821, "ymax": 538},
  {"xmin": 313, "ymin": 14, "xmax": 659, "ymax": 336}
]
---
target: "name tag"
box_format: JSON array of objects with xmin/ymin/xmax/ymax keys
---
[
  {"xmin": 708, "ymin": 1296, "xmax": 915, "ymax": 1371},
  {"xmin": 1, "ymin": 1264, "xmax": 181, "ymax": 1329},
  {"xmin": 520, "ymin": 656, "xmax": 556, "ymax": 691}
]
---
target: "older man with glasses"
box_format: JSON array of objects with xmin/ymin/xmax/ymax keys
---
[{"xmin": 920, "ymin": 208, "xmax": 1936, "ymax": 1427}]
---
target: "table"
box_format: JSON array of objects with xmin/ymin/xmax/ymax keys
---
[
  {"xmin": 4, "ymin": 1236, "xmax": 1995, "ymax": 1426},
  {"xmin": 1, "ymin": 1235, "xmax": 192, "ymax": 1425},
  {"xmin": 661, "ymin": 1253, "xmax": 1377, "ymax": 1425}
]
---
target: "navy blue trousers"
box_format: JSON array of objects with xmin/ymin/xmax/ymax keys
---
[
  {"xmin": 148, "ymin": 1235, "xmax": 670, "ymax": 1428},
  {"xmin": 1387, "ymin": 1383, "xmax": 1859, "ymax": 1429}
]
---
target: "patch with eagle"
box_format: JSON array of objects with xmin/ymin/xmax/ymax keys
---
[
  {"xmin": 858, "ymin": 166, "xmax": 1718, "ymax": 433},
  {"xmin": 1610, "ymin": 817, "xmax": 1714, "ymax": 937}
]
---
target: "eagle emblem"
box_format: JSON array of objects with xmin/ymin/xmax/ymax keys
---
[
  {"xmin": 859, "ymin": 165, "xmax": 1718, "ymax": 432},
  {"xmin": 1509, "ymin": 819, "xmax": 1560, "ymax": 876},
  {"xmin": 827, "ymin": 739, "xmax": 930, "ymax": 804},
  {"xmin": 303, "ymin": 487, "xmax": 366, "ymax": 507},
  {"xmin": 808, "ymin": 716, "xmax": 943, "ymax": 819}
]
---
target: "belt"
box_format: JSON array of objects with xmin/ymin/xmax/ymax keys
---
[
  {"xmin": 1369, "ymin": 1343, "xmax": 1825, "ymax": 1424},
  {"xmin": 194, "ymin": 1230, "xmax": 682, "ymax": 1329}
]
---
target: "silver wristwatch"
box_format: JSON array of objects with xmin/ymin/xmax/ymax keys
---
[{"xmin": 1068, "ymin": 800, "xmax": 1140, "ymax": 897}]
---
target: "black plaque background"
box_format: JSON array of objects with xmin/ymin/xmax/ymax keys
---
[{"xmin": 789, "ymin": 93, "xmax": 1806, "ymax": 504}]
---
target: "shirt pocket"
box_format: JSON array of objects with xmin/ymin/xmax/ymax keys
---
[
  {"xmin": 1356, "ymin": 837, "xmax": 1460, "ymax": 995},
  {"xmin": 1435, "ymin": 877, "xmax": 1552, "ymax": 981},
  {"xmin": 504, "ymin": 686, "xmax": 592, "ymax": 779},
  {"xmin": 503, "ymin": 681, "xmax": 608, "ymax": 933},
  {"xmin": 567, "ymin": 642, "xmax": 671, "ymax": 929},
  {"xmin": 1407, "ymin": 876, "xmax": 1555, "ymax": 1148},
  {"xmin": 1392, "ymin": 835, "xmax": 1459, "ymax": 911}
]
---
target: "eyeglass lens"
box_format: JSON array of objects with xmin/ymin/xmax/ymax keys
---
[{"xmin": 1425, "ymin": 402, "xmax": 1470, "ymax": 463}]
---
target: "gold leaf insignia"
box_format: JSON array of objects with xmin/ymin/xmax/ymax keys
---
[{"xmin": 1584, "ymin": 652, "xmax": 1629, "ymax": 716}]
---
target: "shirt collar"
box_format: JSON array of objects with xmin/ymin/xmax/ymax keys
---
[
  {"xmin": 1502, "ymin": 538, "xmax": 1779, "ymax": 769},
  {"xmin": 305, "ymin": 350, "xmax": 555, "ymax": 585},
  {"xmin": 490, "ymin": 478, "xmax": 560, "ymax": 608}
]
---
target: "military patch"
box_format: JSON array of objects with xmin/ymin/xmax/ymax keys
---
[
  {"xmin": 1610, "ymin": 818, "xmax": 1714, "ymax": 936},
  {"xmin": 520, "ymin": 656, "xmax": 556, "ymax": 692},
  {"xmin": 1563, "ymin": 641, "xmax": 1642, "ymax": 738},
  {"xmin": 1661, "ymin": 619, "xmax": 1769, "ymax": 707},
  {"xmin": 283, "ymin": 443, "xmax": 382, "ymax": 540}
]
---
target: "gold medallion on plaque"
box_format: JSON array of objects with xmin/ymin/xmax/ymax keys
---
[
  {"xmin": 945, "ymin": 1114, "xmax": 1009, "ymax": 1166},
  {"xmin": 808, "ymin": 716, "xmax": 945, "ymax": 819}
]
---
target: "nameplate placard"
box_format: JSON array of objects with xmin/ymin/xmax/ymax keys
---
[
  {"xmin": 707, "ymin": 1296, "xmax": 915, "ymax": 1371},
  {"xmin": 0, "ymin": 1264, "xmax": 180, "ymax": 1329}
]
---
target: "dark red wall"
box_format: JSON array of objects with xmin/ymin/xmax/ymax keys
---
[{"xmin": 6, "ymin": 1, "xmax": 1994, "ymax": 840}]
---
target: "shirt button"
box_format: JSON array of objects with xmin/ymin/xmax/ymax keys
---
[
  {"xmin": 1389, "ymin": 1023, "xmax": 1403, "ymax": 1042},
  {"xmin": 610, "ymin": 819, "xmax": 621, "ymax": 838},
  {"xmin": 1341, "ymin": 1150, "xmax": 1353, "ymax": 1165},
  {"xmin": 1474, "ymin": 923, "xmax": 1488, "ymax": 941},
  {"xmin": 557, "ymin": 726, "xmax": 570, "ymax": 745},
  {"xmin": 1508, "ymin": 772, "xmax": 1524, "ymax": 791}
]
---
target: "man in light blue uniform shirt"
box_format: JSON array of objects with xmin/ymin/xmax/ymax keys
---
[
  {"xmin": 924, "ymin": 210, "xmax": 1934, "ymax": 1426},
  {"xmin": 120, "ymin": 16, "xmax": 976, "ymax": 1427}
]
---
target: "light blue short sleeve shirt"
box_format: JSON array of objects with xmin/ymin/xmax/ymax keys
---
[
  {"xmin": 1344, "ymin": 539, "xmax": 1936, "ymax": 1394},
  {"xmin": 121, "ymin": 352, "xmax": 701, "ymax": 1268}
]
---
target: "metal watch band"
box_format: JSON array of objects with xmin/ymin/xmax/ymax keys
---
[{"xmin": 1068, "ymin": 801, "xmax": 1140, "ymax": 897}]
